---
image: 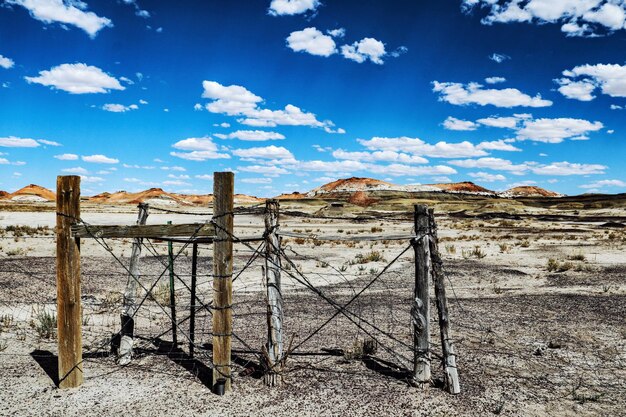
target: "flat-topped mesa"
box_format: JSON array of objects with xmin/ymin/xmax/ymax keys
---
[{"xmin": 501, "ymin": 186, "xmax": 564, "ymax": 198}]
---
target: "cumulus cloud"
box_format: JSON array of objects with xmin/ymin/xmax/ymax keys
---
[
  {"xmin": 232, "ymin": 145, "xmax": 294, "ymax": 160},
  {"xmin": 241, "ymin": 177, "xmax": 273, "ymax": 184},
  {"xmin": 516, "ymin": 117, "xmax": 603, "ymax": 143},
  {"xmin": 54, "ymin": 153, "xmax": 78, "ymax": 160},
  {"xmin": 468, "ymin": 172, "xmax": 507, "ymax": 182},
  {"xmin": 170, "ymin": 137, "xmax": 230, "ymax": 161},
  {"xmin": 432, "ymin": 81, "xmax": 552, "ymax": 108},
  {"xmin": 214, "ymin": 130, "xmax": 285, "ymax": 141},
  {"xmin": 0, "ymin": 54, "xmax": 15, "ymax": 69},
  {"xmin": 531, "ymin": 161, "xmax": 606, "ymax": 176},
  {"xmin": 25, "ymin": 63, "xmax": 124, "ymax": 94},
  {"xmin": 341, "ymin": 37, "xmax": 386, "ymax": 64},
  {"xmin": 0, "ymin": 136, "xmax": 40, "ymax": 147},
  {"xmin": 449, "ymin": 157, "xmax": 528, "ymax": 174},
  {"xmin": 332, "ymin": 149, "xmax": 429, "ymax": 164},
  {"xmin": 268, "ymin": 0, "xmax": 320, "ymax": 16},
  {"xmin": 239, "ymin": 165, "xmax": 289, "ymax": 176},
  {"xmin": 327, "ymin": 28, "xmax": 346, "ymax": 38},
  {"xmin": 443, "ymin": 116, "xmax": 478, "ymax": 131},
  {"xmin": 6, "ymin": 0, "xmax": 112, "ymax": 37},
  {"xmin": 81, "ymin": 154, "xmax": 119, "ymax": 164},
  {"xmin": 38, "ymin": 139, "xmax": 61, "ymax": 146},
  {"xmin": 579, "ymin": 179, "xmax": 626, "ymax": 189},
  {"xmin": 485, "ymin": 76, "xmax": 506, "ymax": 84},
  {"xmin": 357, "ymin": 137, "xmax": 489, "ymax": 158},
  {"xmin": 201, "ymin": 80, "xmax": 339, "ymax": 131},
  {"xmin": 489, "ymin": 53, "xmax": 510, "ymax": 63},
  {"xmin": 62, "ymin": 166, "xmax": 88, "ymax": 174},
  {"xmin": 287, "ymin": 27, "xmax": 337, "ymax": 57},
  {"xmin": 476, "ymin": 140, "xmax": 521, "ymax": 152},
  {"xmin": 102, "ymin": 103, "xmax": 139, "ymax": 112},
  {"xmin": 463, "ymin": 0, "xmax": 626, "ymax": 37},
  {"xmin": 557, "ymin": 64, "xmax": 626, "ymax": 100},
  {"xmin": 477, "ymin": 115, "xmax": 523, "ymax": 128}
]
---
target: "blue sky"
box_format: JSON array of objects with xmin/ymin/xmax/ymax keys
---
[{"xmin": 0, "ymin": 0, "xmax": 625, "ymax": 197}]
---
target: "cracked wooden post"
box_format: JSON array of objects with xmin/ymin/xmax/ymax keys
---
[
  {"xmin": 428, "ymin": 209, "xmax": 461, "ymax": 394},
  {"xmin": 56, "ymin": 175, "xmax": 83, "ymax": 388},
  {"xmin": 212, "ymin": 172, "xmax": 234, "ymax": 393},
  {"xmin": 263, "ymin": 199, "xmax": 283, "ymax": 386},
  {"xmin": 118, "ymin": 203, "xmax": 149, "ymax": 366},
  {"xmin": 167, "ymin": 221, "xmax": 178, "ymax": 346},
  {"xmin": 412, "ymin": 204, "xmax": 431, "ymax": 385}
]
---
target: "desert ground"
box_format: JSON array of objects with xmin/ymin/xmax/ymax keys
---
[{"xmin": 0, "ymin": 195, "xmax": 625, "ymax": 416}]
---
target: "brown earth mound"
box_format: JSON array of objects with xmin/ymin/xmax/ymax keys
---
[
  {"xmin": 316, "ymin": 177, "xmax": 394, "ymax": 193},
  {"xmin": 505, "ymin": 186, "xmax": 560, "ymax": 197},
  {"xmin": 0, "ymin": 191, "xmax": 8, "ymax": 198},
  {"xmin": 8, "ymin": 184, "xmax": 56, "ymax": 201},
  {"xmin": 348, "ymin": 191, "xmax": 379, "ymax": 207},
  {"xmin": 276, "ymin": 192, "xmax": 308, "ymax": 200},
  {"xmin": 429, "ymin": 181, "xmax": 494, "ymax": 194}
]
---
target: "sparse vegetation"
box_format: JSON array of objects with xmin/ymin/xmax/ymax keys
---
[{"xmin": 32, "ymin": 307, "xmax": 56, "ymax": 339}]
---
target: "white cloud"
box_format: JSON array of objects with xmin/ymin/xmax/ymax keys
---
[
  {"xmin": 485, "ymin": 76, "xmax": 506, "ymax": 84},
  {"xmin": 241, "ymin": 177, "xmax": 273, "ymax": 184},
  {"xmin": 476, "ymin": 140, "xmax": 521, "ymax": 152},
  {"xmin": 82, "ymin": 154, "xmax": 119, "ymax": 164},
  {"xmin": 0, "ymin": 136, "xmax": 40, "ymax": 147},
  {"xmin": 468, "ymin": 172, "xmax": 507, "ymax": 182},
  {"xmin": 139, "ymin": 99, "xmax": 148, "ymax": 105},
  {"xmin": 357, "ymin": 136, "xmax": 489, "ymax": 158},
  {"xmin": 214, "ymin": 130, "xmax": 285, "ymax": 141},
  {"xmin": 6, "ymin": 0, "xmax": 112, "ymax": 37},
  {"xmin": 54, "ymin": 153, "xmax": 78, "ymax": 160},
  {"xmin": 367, "ymin": 164, "xmax": 457, "ymax": 177},
  {"xmin": 287, "ymin": 27, "xmax": 337, "ymax": 57},
  {"xmin": 489, "ymin": 53, "xmax": 510, "ymax": 63},
  {"xmin": 611, "ymin": 105, "xmax": 623, "ymax": 110},
  {"xmin": 332, "ymin": 149, "xmax": 429, "ymax": 164},
  {"xmin": 432, "ymin": 81, "xmax": 552, "ymax": 108},
  {"xmin": 341, "ymin": 38, "xmax": 387, "ymax": 64},
  {"xmin": 232, "ymin": 145, "xmax": 294, "ymax": 160},
  {"xmin": 170, "ymin": 137, "xmax": 230, "ymax": 161},
  {"xmin": 80, "ymin": 175, "xmax": 104, "ymax": 183},
  {"xmin": 163, "ymin": 180, "xmax": 190, "ymax": 186},
  {"xmin": 38, "ymin": 139, "xmax": 61, "ymax": 146},
  {"xmin": 476, "ymin": 115, "xmax": 522, "ymax": 129},
  {"xmin": 449, "ymin": 157, "xmax": 528, "ymax": 174},
  {"xmin": 531, "ymin": 161, "xmax": 606, "ymax": 176},
  {"xmin": 268, "ymin": 0, "xmax": 320, "ymax": 16},
  {"xmin": 62, "ymin": 166, "xmax": 88, "ymax": 174},
  {"xmin": 558, "ymin": 64, "xmax": 626, "ymax": 100},
  {"xmin": 463, "ymin": 0, "xmax": 626, "ymax": 37},
  {"xmin": 443, "ymin": 116, "xmax": 478, "ymax": 131},
  {"xmin": 25, "ymin": 63, "xmax": 124, "ymax": 94},
  {"xmin": 580, "ymin": 179, "xmax": 626, "ymax": 189},
  {"xmin": 0, "ymin": 55, "xmax": 15, "ymax": 69},
  {"xmin": 516, "ymin": 118, "xmax": 603, "ymax": 143},
  {"xmin": 102, "ymin": 103, "xmax": 139, "ymax": 112},
  {"xmin": 201, "ymin": 80, "xmax": 338, "ymax": 131},
  {"xmin": 327, "ymin": 28, "xmax": 346, "ymax": 38}
]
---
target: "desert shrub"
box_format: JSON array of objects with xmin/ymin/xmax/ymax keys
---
[
  {"xmin": 547, "ymin": 258, "xmax": 559, "ymax": 272},
  {"xmin": 498, "ymin": 243, "xmax": 510, "ymax": 253},
  {"xmin": 568, "ymin": 252, "xmax": 586, "ymax": 261},
  {"xmin": 445, "ymin": 244, "xmax": 456, "ymax": 254},
  {"xmin": 463, "ymin": 246, "xmax": 486, "ymax": 259},
  {"xmin": 32, "ymin": 307, "xmax": 56, "ymax": 339},
  {"xmin": 149, "ymin": 282, "xmax": 171, "ymax": 306},
  {"xmin": 370, "ymin": 226, "xmax": 383, "ymax": 233}
]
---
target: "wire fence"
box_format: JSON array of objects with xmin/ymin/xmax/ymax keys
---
[{"xmin": 0, "ymin": 205, "xmax": 625, "ymax": 409}]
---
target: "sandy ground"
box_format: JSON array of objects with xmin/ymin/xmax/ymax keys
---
[{"xmin": 0, "ymin": 201, "xmax": 625, "ymax": 416}]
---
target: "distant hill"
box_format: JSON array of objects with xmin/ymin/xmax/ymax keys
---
[
  {"xmin": 501, "ymin": 186, "xmax": 563, "ymax": 198},
  {"xmin": 5, "ymin": 184, "xmax": 55, "ymax": 202},
  {"xmin": 429, "ymin": 181, "xmax": 494, "ymax": 195}
]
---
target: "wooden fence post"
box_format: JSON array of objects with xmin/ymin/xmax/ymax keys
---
[
  {"xmin": 118, "ymin": 203, "xmax": 149, "ymax": 365},
  {"xmin": 263, "ymin": 199, "xmax": 283, "ymax": 386},
  {"xmin": 189, "ymin": 243, "xmax": 198, "ymax": 357},
  {"xmin": 56, "ymin": 175, "xmax": 83, "ymax": 388},
  {"xmin": 167, "ymin": 221, "xmax": 178, "ymax": 346},
  {"xmin": 212, "ymin": 172, "xmax": 234, "ymax": 393},
  {"xmin": 428, "ymin": 209, "xmax": 461, "ymax": 394},
  {"xmin": 412, "ymin": 204, "xmax": 431, "ymax": 385}
]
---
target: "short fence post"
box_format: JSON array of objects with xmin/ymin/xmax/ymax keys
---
[
  {"xmin": 212, "ymin": 172, "xmax": 234, "ymax": 393},
  {"xmin": 263, "ymin": 199, "xmax": 283, "ymax": 386},
  {"xmin": 412, "ymin": 204, "xmax": 431, "ymax": 385},
  {"xmin": 167, "ymin": 221, "xmax": 178, "ymax": 346},
  {"xmin": 189, "ymin": 243, "xmax": 198, "ymax": 357},
  {"xmin": 56, "ymin": 175, "xmax": 83, "ymax": 388},
  {"xmin": 428, "ymin": 209, "xmax": 461, "ymax": 394},
  {"xmin": 118, "ymin": 203, "xmax": 149, "ymax": 365}
]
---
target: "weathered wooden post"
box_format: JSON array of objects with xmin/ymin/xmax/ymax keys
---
[
  {"xmin": 189, "ymin": 243, "xmax": 198, "ymax": 357},
  {"xmin": 167, "ymin": 221, "xmax": 178, "ymax": 346},
  {"xmin": 212, "ymin": 172, "xmax": 234, "ymax": 393},
  {"xmin": 263, "ymin": 199, "xmax": 283, "ymax": 386},
  {"xmin": 428, "ymin": 209, "xmax": 460, "ymax": 394},
  {"xmin": 118, "ymin": 203, "xmax": 149, "ymax": 365},
  {"xmin": 412, "ymin": 204, "xmax": 431, "ymax": 385},
  {"xmin": 56, "ymin": 175, "xmax": 83, "ymax": 388}
]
